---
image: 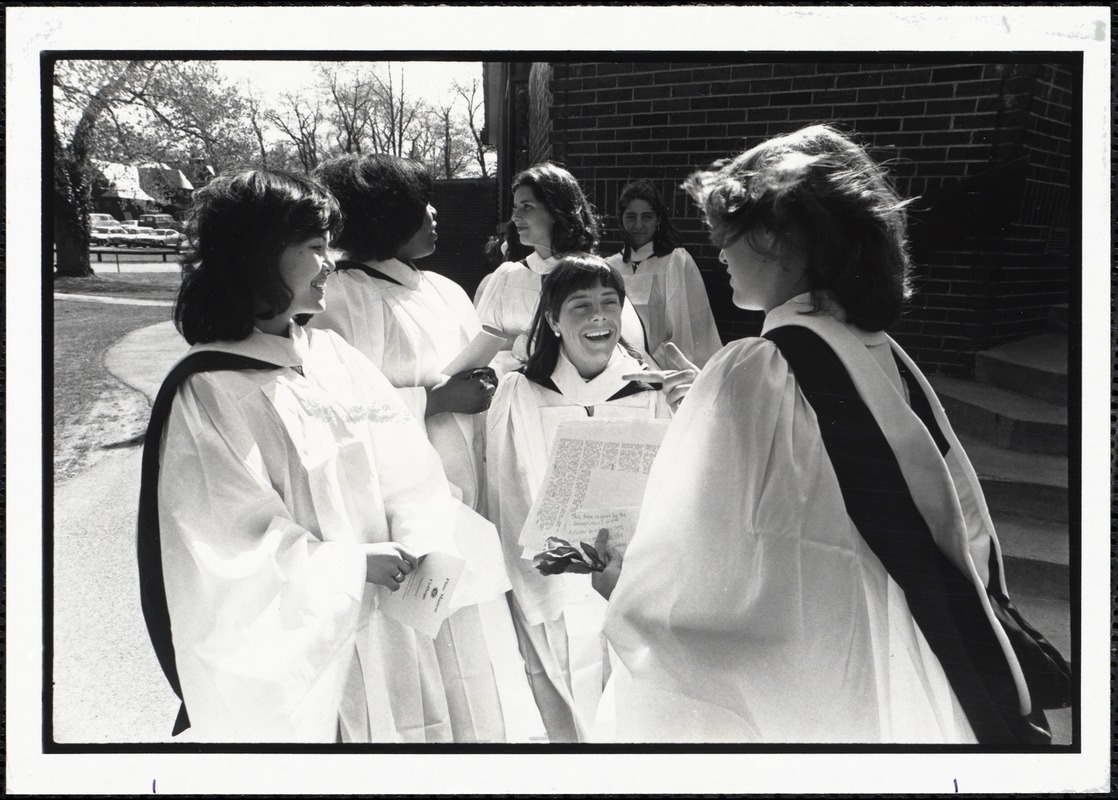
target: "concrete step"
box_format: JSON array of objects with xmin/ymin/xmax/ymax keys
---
[
  {"xmin": 1046, "ymin": 304, "xmax": 1069, "ymax": 333},
  {"xmin": 974, "ymin": 332, "xmax": 1068, "ymax": 406},
  {"xmin": 959, "ymin": 435, "xmax": 1068, "ymax": 523},
  {"xmin": 930, "ymin": 375, "xmax": 1067, "ymax": 456},
  {"xmin": 993, "ymin": 512, "xmax": 1069, "ymax": 601},
  {"xmin": 1009, "ymin": 592, "xmax": 1073, "ymax": 746}
]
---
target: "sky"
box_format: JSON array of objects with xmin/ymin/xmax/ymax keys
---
[{"xmin": 216, "ymin": 59, "xmax": 484, "ymax": 107}]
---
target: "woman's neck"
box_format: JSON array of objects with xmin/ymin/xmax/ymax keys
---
[
  {"xmin": 255, "ymin": 316, "xmax": 292, "ymax": 337},
  {"xmin": 533, "ymin": 243, "xmax": 554, "ymax": 260}
]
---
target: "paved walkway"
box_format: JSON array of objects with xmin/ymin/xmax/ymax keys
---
[{"xmin": 55, "ymin": 293, "xmax": 173, "ymax": 307}]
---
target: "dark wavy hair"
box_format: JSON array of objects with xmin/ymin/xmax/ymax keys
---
[
  {"xmin": 174, "ymin": 170, "xmax": 342, "ymax": 344},
  {"xmin": 509, "ymin": 163, "xmax": 600, "ymax": 257},
  {"xmin": 523, "ymin": 254, "xmax": 641, "ymax": 382},
  {"xmin": 314, "ymin": 154, "xmax": 433, "ymax": 262},
  {"xmin": 616, "ymin": 180, "xmax": 682, "ymax": 261},
  {"xmin": 683, "ymin": 124, "xmax": 913, "ymax": 331}
]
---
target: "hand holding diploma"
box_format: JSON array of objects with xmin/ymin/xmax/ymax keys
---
[{"xmin": 623, "ymin": 342, "xmax": 698, "ymax": 411}]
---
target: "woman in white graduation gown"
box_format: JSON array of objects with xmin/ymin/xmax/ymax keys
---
[
  {"xmin": 138, "ymin": 170, "xmax": 512, "ymax": 743},
  {"xmin": 602, "ymin": 125, "xmax": 1069, "ymax": 744},
  {"xmin": 307, "ymin": 154, "xmax": 545, "ymax": 743},
  {"xmin": 475, "ymin": 163, "xmax": 649, "ymax": 374},
  {"xmin": 486, "ymin": 255, "xmax": 685, "ymax": 742},
  {"xmin": 605, "ymin": 180, "xmax": 722, "ymax": 368}
]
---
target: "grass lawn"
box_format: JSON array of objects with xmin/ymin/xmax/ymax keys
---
[
  {"xmin": 53, "ymin": 300, "xmax": 175, "ymax": 479},
  {"xmin": 54, "ymin": 271, "xmax": 182, "ymax": 302}
]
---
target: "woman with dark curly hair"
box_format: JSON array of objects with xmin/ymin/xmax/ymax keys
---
[
  {"xmin": 476, "ymin": 163, "xmax": 648, "ymax": 374},
  {"xmin": 138, "ymin": 169, "xmax": 513, "ymax": 743},
  {"xmin": 307, "ymin": 153, "xmax": 545, "ymax": 743},
  {"xmin": 601, "ymin": 125, "xmax": 1069, "ymax": 743},
  {"xmin": 605, "ymin": 180, "xmax": 722, "ymax": 367}
]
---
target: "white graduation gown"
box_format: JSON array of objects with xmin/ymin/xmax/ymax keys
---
[
  {"xmin": 486, "ymin": 347, "xmax": 672, "ymax": 742},
  {"xmin": 603, "ymin": 294, "xmax": 1012, "ymax": 743},
  {"xmin": 309, "ymin": 259, "xmax": 486, "ymax": 511},
  {"xmin": 605, "ymin": 244, "xmax": 722, "ymax": 367},
  {"xmin": 157, "ymin": 324, "xmax": 519, "ymax": 743},
  {"xmin": 475, "ymin": 251, "xmax": 651, "ymax": 374},
  {"xmin": 307, "ymin": 261, "xmax": 547, "ymax": 743}
]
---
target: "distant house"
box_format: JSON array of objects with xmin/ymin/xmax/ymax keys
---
[
  {"xmin": 483, "ymin": 59, "xmax": 1076, "ymax": 377},
  {"xmin": 91, "ymin": 160, "xmax": 156, "ymax": 220},
  {"xmin": 136, "ymin": 163, "xmax": 194, "ymax": 210},
  {"xmin": 91, "ymin": 160, "xmax": 195, "ymax": 221}
]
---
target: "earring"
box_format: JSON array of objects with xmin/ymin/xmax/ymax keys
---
[{"xmin": 553, "ymin": 329, "xmax": 561, "ymax": 338}]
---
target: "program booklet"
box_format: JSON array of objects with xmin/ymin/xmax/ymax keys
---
[
  {"xmin": 378, "ymin": 550, "xmax": 465, "ymax": 638},
  {"xmin": 518, "ymin": 418, "xmax": 671, "ymax": 556}
]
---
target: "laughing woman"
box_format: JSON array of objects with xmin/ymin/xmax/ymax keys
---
[
  {"xmin": 475, "ymin": 163, "xmax": 649, "ymax": 374},
  {"xmin": 485, "ymin": 255, "xmax": 677, "ymax": 742},
  {"xmin": 138, "ymin": 170, "xmax": 513, "ymax": 742},
  {"xmin": 308, "ymin": 154, "xmax": 545, "ymax": 744},
  {"xmin": 605, "ymin": 180, "xmax": 722, "ymax": 368}
]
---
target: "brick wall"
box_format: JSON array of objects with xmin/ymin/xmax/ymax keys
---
[
  {"xmin": 424, "ymin": 178, "xmax": 499, "ymax": 300},
  {"xmin": 539, "ymin": 60, "xmax": 1077, "ymax": 375}
]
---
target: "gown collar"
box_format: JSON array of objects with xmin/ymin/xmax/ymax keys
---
[
  {"xmin": 192, "ymin": 322, "xmax": 310, "ymax": 369},
  {"xmin": 361, "ymin": 257, "xmax": 423, "ymax": 290},
  {"xmin": 525, "ymin": 251, "xmax": 560, "ymax": 275},
  {"xmin": 550, "ymin": 346, "xmax": 645, "ymax": 406},
  {"xmin": 764, "ymin": 292, "xmax": 890, "ymax": 347},
  {"xmin": 626, "ymin": 242, "xmax": 656, "ymax": 264}
]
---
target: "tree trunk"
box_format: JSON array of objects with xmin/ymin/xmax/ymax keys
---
[
  {"xmin": 53, "ymin": 60, "xmax": 144, "ymax": 278},
  {"xmin": 53, "ymin": 134, "xmax": 94, "ymax": 277}
]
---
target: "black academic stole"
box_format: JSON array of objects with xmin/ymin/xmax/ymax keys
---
[
  {"xmin": 137, "ymin": 351, "xmax": 281, "ymax": 735},
  {"xmin": 764, "ymin": 325, "xmax": 1068, "ymax": 745}
]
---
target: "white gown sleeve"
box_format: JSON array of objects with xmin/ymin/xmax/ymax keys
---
[
  {"xmin": 484, "ymin": 374, "xmax": 575, "ymax": 624},
  {"xmin": 474, "ymin": 261, "xmax": 516, "ymax": 335},
  {"xmin": 159, "ymin": 372, "xmax": 367, "ymax": 742},
  {"xmin": 312, "ymin": 274, "xmax": 431, "ymax": 426},
  {"xmin": 655, "ymin": 248, "xmax": 722, "ymax": 368},
  {"xmin": 326, "ymin": 333, "xmax": 509, "ymax": 605}
]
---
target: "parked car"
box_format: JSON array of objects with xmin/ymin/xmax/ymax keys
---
[
  {"xmin": 144, "ymin": 228, "xmax": 185, "ymax": 249},
  {"xmin": 128, "ymin": 226, "xmax": 160, "ymax": 247},
  {"xmin": 90, "ymin": 213, "xmax": 119, "ymax": 227},
  {"xmin": 140, "ymin": 213, "xmax": 178, "ymax": 230},
  {"xmin": 90, "ymin": 225, "xmax": 120, "ymax": 246},
  {"xmin": 110, "ymin": 227, "xmax": 144, "ymax": 246}
]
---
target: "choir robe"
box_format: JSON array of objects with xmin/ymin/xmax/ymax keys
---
[
  {"xmin": 157, "ymin": 323, "xmax": 525, "ymax": 743},
  {"xmin": 475, "ymin": 251, "xmax": 652, "ymax": 375},
  {"xmin": 603, "ymin": 293, "xmax": 1008, "ymax": 743},
  {"xmin": 486, "ymin": 346, "xmax": 672, "ymax": 742},
  {"xmin": 307, "ymin": 259, "xmax": 547, "ymax": 743},
  {"xmin": 605, "ymin": 244, "xmax": 722, "ymax": 368}
]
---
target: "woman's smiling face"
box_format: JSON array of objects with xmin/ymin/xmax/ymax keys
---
[
  {"xmin": 547, "ymin": 283, "xmax": 623, "ymax": 379},
  {"xmin": 276, "ymin": 233, "xmax": 334, "ymax": 317},
  {"xmin": 621, "ymin": 198, "xmax": 659, "ymax": 250}
]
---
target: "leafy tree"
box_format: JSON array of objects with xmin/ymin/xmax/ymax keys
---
[
  {"xmin": 53, "ymin": 59, "xmax": 258, "ymax": 277},
  {"xmin": 53, "ymin": 60, "xmax": 143, "ymax": 277}
]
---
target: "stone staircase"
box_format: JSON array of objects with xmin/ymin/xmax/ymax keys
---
[
  {"xmin": 927, "ymin": 318, "xmax": 1070, "ymax": 607},
  {"xmin": 926, "ymin": 310, "xmax": 1072, "ymax": 742}
]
